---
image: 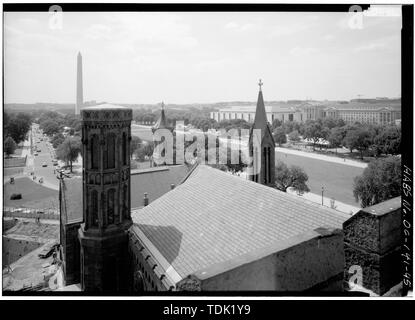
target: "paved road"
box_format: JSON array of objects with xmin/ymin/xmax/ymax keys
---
[{"xmin": 27, "ymin": 125, "xmax": 59, "ymax": 190}]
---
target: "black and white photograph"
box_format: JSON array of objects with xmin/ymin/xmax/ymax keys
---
[{"xmin": 1, "ymin": 1, "xmax": 413, "ymax": 301}]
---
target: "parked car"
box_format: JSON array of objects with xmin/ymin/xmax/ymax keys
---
[
  {"xmin": 38, "ymin": 242, "xmax": 59, "ymax": 259},
  {"xmin": 34, "ymin": 153, "xmax": 38, "ymax": 156},
  {"xmin": 42, "ymin": 163, "xmax": 47, "ymax": 167}
]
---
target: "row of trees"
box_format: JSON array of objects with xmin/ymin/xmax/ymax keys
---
[
  {"xmin": 38, "ymin": 111, "xmax": 81, "ymax": 137},
  {"xmin": 270, "ymin": 118, "xmax": 401, "ymax": 159},
  {"xmin": 133, "ymin": 107, "xmax": 214, "ymax": 128}
]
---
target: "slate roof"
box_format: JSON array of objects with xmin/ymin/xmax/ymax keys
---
[
  {"xmin": 130, "ymin": 164, "xmax": 192, "ymax": 208},
  {"xmin": 130, "ymin": 165, "xmax": 350, "ymax": 279},
  {"xmin": 60, "ymin": 165, "xmax": 192, "ymax": 224}
]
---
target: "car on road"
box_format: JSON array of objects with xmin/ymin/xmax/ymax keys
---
[
  {"xmin": 34, "ymin": 153, "xmax": 38, "ymax": 156},
  {"xmin": 42, "ymin": 163, "xmax": 47, "ymax": 167}
]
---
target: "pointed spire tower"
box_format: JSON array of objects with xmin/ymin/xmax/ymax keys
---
[
  {"xmin": 152, "ymin": 102, "xmax": 171, "ymax": 132},
  {"xmin": 248, "ymin": 79, "xmax": 275, "ymax": 186},
  {"xmin": 76, "ymin": 52, "xmax": 83, "ymax": 115},
  {"xmin": 152, "ymin": 102, "xmax": 174, "ymax": 167}
]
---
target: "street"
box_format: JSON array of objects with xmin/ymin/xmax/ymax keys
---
[{"xmin": 27, "ymin": 124, "xmax": 59, "ymax": 190}]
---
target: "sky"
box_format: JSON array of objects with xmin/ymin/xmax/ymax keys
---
[{"xmin": 4, "ymin": 8, "xmax": 402, "ymax": 104}]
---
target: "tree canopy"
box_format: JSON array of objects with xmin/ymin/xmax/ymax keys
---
[
  {"xmin": 4, "ymin": 136, "xmax": 17, "ymax": 157},
  {"xmin": 353, "ymin": 156, "xmax": 401, "ymax": 208},
  {"xmin": 274, "ymin": 160, "xmax": 310, "ymax": 194},
  {"xmin": 56, "ymin": 136, "xmax": 82, "ymax": 172},
  {"xmin": 343, "ymin": 127, "xmax": 372, "ymax": 159},
  {"xmin": 288, "ymin": 130, "xmax": 301, "ymax": 142},
  {"xmin": 273, "ymin": 127, "xmax": 287, "ymax": 146},
  {"xmin": 5, "ymin": 112, "xmax": 32, "ymax": 144},
  {"xmin": 303, "ymin": 120, "xmax": 329, "ymax": 150}
]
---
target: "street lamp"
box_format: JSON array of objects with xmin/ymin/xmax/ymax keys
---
[{"xmin": 321, "ymin": 186, "xmax": 324, "ymax": 206}]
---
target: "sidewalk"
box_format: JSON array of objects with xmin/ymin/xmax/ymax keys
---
[
  {"xmin": 237, "ymin": 171, "xmax": 360, "ymax": 215},
  {"xmin": 286, "ymin": 188, "xmax": 360, "ymax": 215}
]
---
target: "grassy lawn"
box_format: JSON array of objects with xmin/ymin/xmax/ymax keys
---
[
  {"xmin": 131, "ymin": 126, "xmax": 154, "ymax": 141},
  {"xmin": 4, "ymin": 167, "xmax": 25, "ymax": 177},
  {"xmin": 275, "ymin": 152, "xmax": 365, "ymax": 206},
  {"xmin": 3, "ymin": 177, "xmax": 58, "ymax": 210}
]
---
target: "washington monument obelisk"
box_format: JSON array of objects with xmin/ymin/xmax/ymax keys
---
[{"xmin": 76, "ymin": 52, "xmax": 83, "ymax": 115}]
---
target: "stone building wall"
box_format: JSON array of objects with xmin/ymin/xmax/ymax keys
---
[
  {"xmin": 183, "ymin": 227, "xmax": 344, "ymax": 291},
  {"xmin": 2, "ymin": 236, "xmax": 43, "ymax": 266},
  {"xmin": 343, "ymin": 197, "xmax": 402, "ymax": 295}
]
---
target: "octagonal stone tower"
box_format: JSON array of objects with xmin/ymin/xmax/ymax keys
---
[{"xmin": 79, "ymin": 104, "xmax": 133, "ymax": 292}]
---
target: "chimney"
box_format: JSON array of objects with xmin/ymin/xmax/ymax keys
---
[
  {"xmin": 170, "ymin": 184, "xmax": 175, "ymax": 190},
  {"xmin": 143, "ymin": 193, "xmax": 149, "ymax": 207}
]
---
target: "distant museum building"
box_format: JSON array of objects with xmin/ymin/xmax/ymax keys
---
[{"xmin": 210, "ymin": 99, "xmax": 401, "ymax": 125}]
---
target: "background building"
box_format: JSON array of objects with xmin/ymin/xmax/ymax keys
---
[{"xmin": 210, "ymin": 98, "xmax": 401, "ymax": 125}]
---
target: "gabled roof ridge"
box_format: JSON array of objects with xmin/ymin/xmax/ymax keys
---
[{"xmin": 177, "ymin": 162, "xmax": 200, "ymax": 185}]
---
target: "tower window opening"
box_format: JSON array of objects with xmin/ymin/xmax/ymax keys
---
[
  {"xmin": 91, "ymin": 190, "xmax": 99, "ymax": 227},
  {"xmin": 91, "ymin": 135, "xmax": 100, "ymax": 169},
  {"xmin": 122, "ymin": 132, "xmax": 127, "ymax": 165},
  {"xmin": 106, "ymin": 134, "xmax": 116, "ymax": 169},
  {"xmin": 108, "ymin": 189, "xmax": 115, "ymax": 225}
]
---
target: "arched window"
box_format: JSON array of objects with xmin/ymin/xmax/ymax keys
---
[
  {"xmin": 114, "ymin": 189, "xmax": 119, "ymax": 224},
  {"xmin": 106, "ymin": 134, "xmax": 116, "ymax": 169},
  {"xmin": 263, "ymin": 147, "xmax": 268, "ymax": 184},
  {"xmin": 123, "ymin": 184, "xmax": 128, "ymax": 219},
  {"xmin": 122, "ymin": 132, "xmax": 127, "ymax": 165},
  {"xmin": 91, "ymin": 190, "xmax": 98, "ymax": 227},
  {"xmin": 107, "ymin": 189, "xmax": 115, "ymax": 224},
  {"xmin": 101, "ymin": 192, "xmax": 106, "ymax": 227},
  {"xmin": 91, "ymin": 135, "xmax": 100, "ymax": 169},
  {"xmin": 266, "ymin": 147, "xmax": 271, "ymax": 182}
]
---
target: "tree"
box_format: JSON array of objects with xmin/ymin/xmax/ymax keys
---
[
  {"xmin": 303, "ymin": 121, "xmax": 327, "ymax": 150},
  {"xmin": 327, "ymin": 127, "xmax": 346, "ymax": 153},
  {"xmin": 4, "ymin": 136, "xmax": 17, "ymax": 157},
  {"xmin": 321, "ymin": 117, "xmax": 337, "ymax": 130},
  {"xmin": 51, "ymin": 133, "xmax": 65, "ymax": 149},
  {"xmin": 271, "ymin": 119, "xmax": 282, "ymax": 130},
  {"xmin": 288, "ymin": 130, "xmax": 301, "ymax": 143},
  {"xmin": 56, "ymin": 136, "xmax": 82, "ymax": 172},
  {"xmin": 274, "ymin": 160, "xmax": 310, "ymax": 194},
  {"xmin": 373, "ymin": 125, "xmax": 401, "ymax": 156},
  {"xmin": 343, "ymin": 127, "xmax": 372, "ymax": 159},
  {"xmin": 273, "ymin": 127, "xmax": 287, "ymax": 146},
  {"xmin": 130, "ymin": 136, "xmax": 143, "ymax": 158},
  {"xmin": 41, "ymin": 120, "xmax": 60, "ymax": 136},
  {"xmin": 281, "ymin": 121, "xmax": 302, "ymax": 134},
  {"xmin": 134, "ymin": 141, "xmax": 154, "ymax": 162},
  {"xmin": 353, "ymin": 156, "xmax": 401, "ymax": 207},
  {"xmin": 6, "ymin": 114, "xmax": 31, "ymax": 144}
]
